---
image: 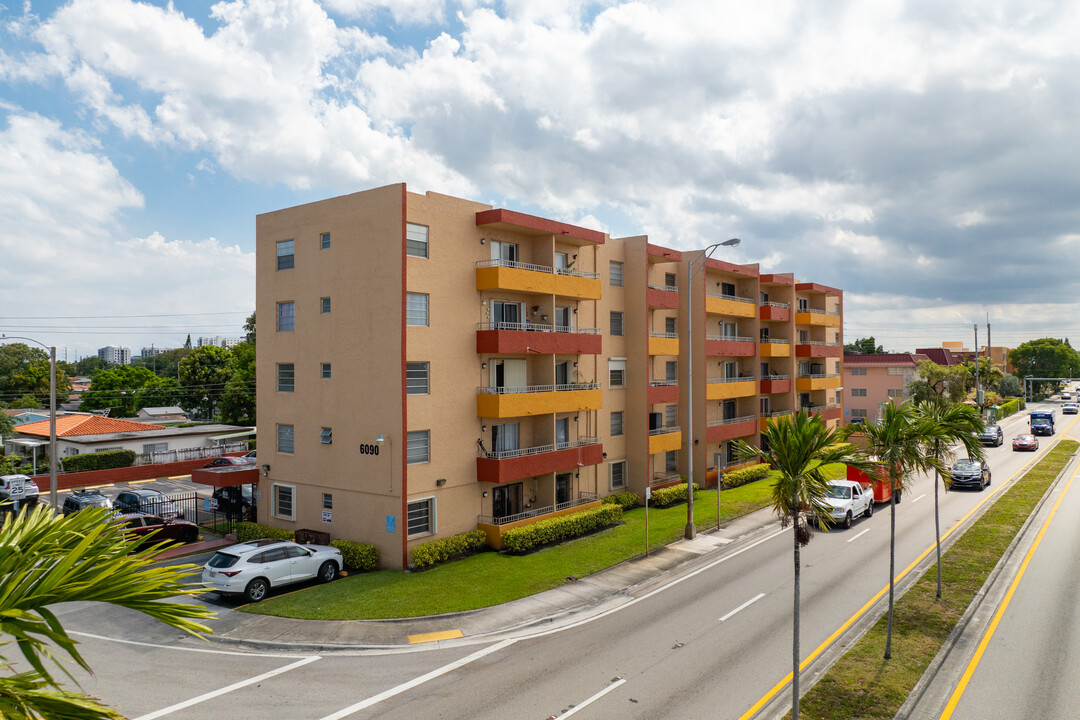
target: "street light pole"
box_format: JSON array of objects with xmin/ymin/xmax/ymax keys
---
[
  {"xmin": 685, "ymin": 238, "xmax": 741, "ymax": 540},
  {"xmin": 1, "ymin": 335, "xmax": 58, "ymax": 510}
]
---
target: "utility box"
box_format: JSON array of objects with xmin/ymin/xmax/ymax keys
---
[{"xmin": 294, "ymin": 528, "xmax": 331, "ymax": 546}]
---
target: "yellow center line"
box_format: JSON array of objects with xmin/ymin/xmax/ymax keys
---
[
  {"xmin": 738, "ymin": 414, "xmax": 1079, "ymax": 720},
  {"xmin": 938, "ymin": 449, "xmax": 1080, "ymax": 718}
]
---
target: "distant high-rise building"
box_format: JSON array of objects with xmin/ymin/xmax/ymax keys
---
[
  {"xmin": 139, "ymin": 346, "xmax": 170, "ymax": 358},
  {"xmin": 196, "ymin": 336, "xmax": 244, "ymax": 349},
  {"xmin": 98, "ymin": 346, "xmax": 131, "ymax": 365}
]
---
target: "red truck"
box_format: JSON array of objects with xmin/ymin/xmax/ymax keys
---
[{"xmin": 846, "ymin": 464, "xmax": 901, "ymax": 504}]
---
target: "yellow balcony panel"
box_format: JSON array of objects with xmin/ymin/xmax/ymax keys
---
[
  {"xmin": 648, "ymin": 429, "xmax": 682, "ymax": 454},
  {"xmin": 759, "ymin": 341, "xmax": 790, "ymax": 358},
  {"xmin": 760, "ymin": 412, "xmax": 793, "ymax": 432},
  {"xmin": 706, "ymin": 379, "xmax": 756, "ymax": 400},
  {"xmin": 795, "ymin": 311, "xmax": 841, "ymax": 328},
  {"xmin": 706, "ymin": 295, "xmax": 757, "ymax": 318},
  {"xmin": 476, "ymin": 386, "xmax": 603, "ymax": 418},
  {"xmin": 795, "ymin": 376, "xmax": 842, "ymax": 392},
  {"xmin": 648, "ymin": 335, "xmax": 680, "ymax": 356},
  {"xmin": 475, "ymin": 264, "xmax": 601, "ymax": 299}
]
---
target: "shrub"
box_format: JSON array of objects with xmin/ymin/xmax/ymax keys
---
[
  {"xmin": 60, "ymin": 449, "xmax": 136, "ymax": 473},
  {"xmin": 410, "ymin": 529, "xmax": 488, "ymax": 569},
  {"xmin": 502, "ymin": 504, "xmax": 623, "ymax": 554},
  {"xmin": 330, "ymin": 539, "xmax": 379, "ymax": 571},
  {"xmin": 720, "ymin": 463, "xmax": 771, "ymax": 489},
  {"xmin": 997, "ymin": 397, "xmax": 1025, "ymax": 419},
  {"xmin": 602, "ymin": 490, "xmax": 639, "ymax": 510},
  {"xmin": 649, "ymin": 482, "xmax": 700, "ymax": 508},
  {"xmin": 235, "ymin": 521, "xmax": 294, "ymax": 543}
]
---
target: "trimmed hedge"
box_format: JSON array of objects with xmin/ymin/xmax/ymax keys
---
[
  {"xmin": 650, "ymin": 482, "xmax": 700, "ymax": 508},
  {"xmin": 61, "ymin": 449, "xmax": 136, "ymax": 473},
  {"xmin": 602, "ymin": 490, "xmax": 640, "ymax": 510},
  {"xmin": 410, "ymin": 529, "xmax": 488, "ymax": 569},
  {"xmin": 719, "ymin": 463, "xmax": 771, "ymax": 489},
  {"xmin": 502, "ymin": 504, "xmax": 623, "ymax": 554},
  {"xmin": 330, "ymin": 539, "xmax": 379, "ymax": 571},
  {"xmin": 998, "ymin": 397, "xmax": 1025, "ymax": 419},
  {"xmin": 235, "ymin": 521, "xmax": 295, "ymax": 543}
]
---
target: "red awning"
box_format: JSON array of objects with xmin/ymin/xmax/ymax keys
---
[{"xmin": 190, "ymin": 466, "xmax": 258, "ymax": 488}]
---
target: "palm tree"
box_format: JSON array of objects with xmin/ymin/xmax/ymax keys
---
[
  {"xmin": 845, "ymin": 399, "xmax": 944, "ymax": 660},
  {"xmin": 0, "ymin": 504, "xmax": 214, "ymax": 719},
  {"xmin": 915, "ymin": 399, "xmax": 985, "ymax": 599},
  {"xmin": 734, "ymin": 409, "xmax": 873, "ymax": 719}
]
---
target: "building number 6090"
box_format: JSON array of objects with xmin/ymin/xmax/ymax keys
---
[{"xmin": 359, "ymin": 444, "xmax": 380, "ymax": 456}]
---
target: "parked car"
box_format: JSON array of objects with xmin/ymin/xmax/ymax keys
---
[
  {"xmin": 1012, "ymin": 434, "xmax": 1039, "ymax": 452},
  {"xmin": 211, "ymin": 483, "xmax": 255, "ymax": 521},
  {"xmin": 1063, "ymin": 403, "xmax": 1078, "ymax": 415},
  {"xmin": 204, "ymin": 456, "xmax": 251, "ymax": 468},
  {"xmin": 0, "ymin": 474, "xmax": 40, "ymax": 514},
  {"xmin": 62, "ymin": 489, "xmax": 112, "ymax": 516},
  {"xmin": 113, "ymin": 488, "xmax": 184, "ymax": 519},
  {"xmin": 948, "ymin": 459, "xmax": 991, "ymax": 491},
  {"xmin": 120, "ymin": 513, "xmax": 199, "ymax": 548},
  {"xmin": 243, "ymin": 449, "xmax": 257, "ymax": 464},
  {"xmin": 819, "ymin": 479, "xmax": 874, "ymax": 529},
  {"xmin": 201, "ymin": 539, "xmax": 343, "ymax": 602},
  {"xmin": 976, "ymin": 425, "xmax": 1004, "ymax": 447}
]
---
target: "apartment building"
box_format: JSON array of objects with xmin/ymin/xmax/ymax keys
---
[
  {"xmin": 256, "ymin": 184, "xmax": 844, "ymax": 568},
  {"xmin": 843, "ymin": 353, "xmax": 927, "ymax": 422},
  {"xmin": 97, "ymin": 345, "xmax": 131, "ymax": 365}
]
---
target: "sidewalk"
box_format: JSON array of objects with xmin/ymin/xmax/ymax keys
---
[{"xmin": 199, "ymin": 505, "xmax": 783, "ymax": 652}]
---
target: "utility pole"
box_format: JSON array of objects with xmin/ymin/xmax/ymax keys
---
[{"xmin": 974, "ymin": 324, "xmax": 981, "ymax": 408}]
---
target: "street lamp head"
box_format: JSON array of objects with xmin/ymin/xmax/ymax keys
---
[{"xmin": 721, "ymin": 238, "xmax": 741, "ymax": 247}]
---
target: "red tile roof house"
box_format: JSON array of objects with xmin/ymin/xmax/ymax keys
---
[{"xmin": 842, "ymin": 353, "xmax": 930, "ymax": 423}]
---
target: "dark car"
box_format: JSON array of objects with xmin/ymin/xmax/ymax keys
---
[
  {"xmin": 204, "ymin": 456, "xmax": 251, "ymax": 468},
  {"xmin": 120, "ymin": 514, "xmax": 199, "ymax": 548},
  {"xmin": 62, "ymin": 489, "xmax": 112, "ymax": 516},
  {"xmin": 976, "ymin": 425, "xmax": 1004, "ymax": 447},
  {"xmin": 949, "ymin": 459, "xmax": 991, "ymax": 491},
  {"xmin": 212, "ymin": 483, "xmax": 255, "ymax": 521},
  {"xmin": 113, "ymin": 488, "xmax": 184, "ymax": 519}
]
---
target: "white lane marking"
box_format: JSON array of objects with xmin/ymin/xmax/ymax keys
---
[
  {"xmin": 131, "ymin": 655, "xmax": 320, "ymax": 720},
  {"xmin": 719, "ymin": 593, "xmax": 766, "ymax": 622},
  {"xmin": 558, "ymin": 678, "xmax": 628, "ymax": 717},
  {"xmin": 70, "ymin": 631, "xmax": 309, "ymax": 659},
  {"xmin": 910, "ymin": 493, "xmax": 927, "ymax": 503},
  {"xmin": 846, "ymin": 528, "xmax": 871, "ymax": 544},
  {"xmin": 319, "ymin": 639, "xmax": 516, "ymax": 719}
]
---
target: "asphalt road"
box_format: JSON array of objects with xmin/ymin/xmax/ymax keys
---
[{"xmin": 50, "ymin": 402, "xmax": 1076, "ymax": 719}]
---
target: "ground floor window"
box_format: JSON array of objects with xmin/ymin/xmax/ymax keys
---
[
  {"xmin": 610, "ymin": 460, "xmax": 627, "ymax": 489},
  {"xmin": 493, "ymin": 483, "xmax": 523, "ymax": 519},
  {"xmin": 272, "ymin": 483, "xmax": 295, "ymax": 520},
  {"xmin": 407, "ymin": 497, "xmax": 435, "ymax": 536}
]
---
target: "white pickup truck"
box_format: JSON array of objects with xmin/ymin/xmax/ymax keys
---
[{"xmin": 820, "ymin": 479, "xmax": 874, "ymax": 529}]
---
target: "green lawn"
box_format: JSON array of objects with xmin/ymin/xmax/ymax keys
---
[{"xmin": 244, "ymin": 468, "xmax": 844, "ymax": 620}]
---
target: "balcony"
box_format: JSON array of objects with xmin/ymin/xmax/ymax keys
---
[
  {"xmin": 795, "ymin": 341, "xmax": 843, "ymax": 358},
  {"xmin": 476, "ymin": 437, "xmax": 603, "ymax": 484},
  {"xmin": 759, "ymin": 302, "xmax": 791, "ymax": 322},
  {"xmin": 706, "ymin": 377, "xmax": 756, "ymax": 400},
  {"xmin": 647, "ymin": 284, "xmax": 679, "ymax": 309},
  {"xmin": 760, "ymin": 375, "xmax": 792, "ymax": 394},
  {"xmin": 705, "ymin": 415, "xmax": 757, "ymax": 443},
  {"xmin": 477, "ymin": 383, "xmax": 603, "ymax": 418},
  {"xmin": 475, "ymin": 259, "xmax": 601, "ymax": 300},
  {"xmin": 809, "ymin": 404, "xmax": 843, "ymax": 422},
  {"xmin": 760, "ymin": 410, "xmax": 793, "ymax": 431},
  {"xmin": 705, "ymin": 292, "xmax": 757, "ymax": 318},
  {"xmin": 651, "ymin": 471, "xmax": 682, "ymax": 487},
  {"xmin": 476, "ymin": 321, "xmax": 602, "ymax": 355},
  {"xmin": 795, "ymin": 308, "xmax": 841, "ymax": 327},
  {"xmin": 648, "ymin": 426, "xmax": 682, "ymax": 454},
  {"xmin": 705, "ymin": 335, "xmax": 756, "ymax": 357},
  {"xmin": 477, "ymin": 492, "xmax": 602, "ymax": 549},
  {"xmin": 796, "ymin": 374, "xmax": 842, "ymax": 392},
  {"xmin": 759, "ymin": 338, "xmax": 791, "ymax": 358},
  {"xmin": 647, "ymin": 380, "xmax": 680, "ymax": 404},
  {"xmin": 648, "ymin": 332, "xmax": 679, "ymax": 356}
]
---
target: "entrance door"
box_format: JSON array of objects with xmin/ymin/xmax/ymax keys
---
[
  {"xmin": 556, "ymin": 473, "xmax": 572, "ymax": 505},
  {"xmin": 493, "ymin": 483, "xmax": 523, "ymax": 519},
  {"xmin": 492, "ymin": 300, "xmax": 523, "ymax": 328},
  {"xmin": 723, "ymin": 399, "xmax": 737, "ymax": 420},
  {"xmin": 491, "ymin": 359, "xmax": 527, "ymax": 391},
  {"xmin": 554, "ymin": 252, "xmax": 569, "ymax": 272},
  {"xmin": 555, "ymin": 361, "xmax": 570, "ymax": 386},
  {"xmin": 554, "ymin": 306, "xmax": 572, "ymax": 332},
  {"xmin": 491, "ymin": 240, "xmax": 519, "ymax": 263},
  {"xmin": 555, "ymin": 417, "xmax": 570, "ymax": 449},
  {"xmin": 492, "ymin": 423, "xmax": 519, "ymax": 455}
]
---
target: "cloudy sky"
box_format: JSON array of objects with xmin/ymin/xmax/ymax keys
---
[{"xmin": 2, "ymin": 0, "xmax": 1079, "ymax": 361}]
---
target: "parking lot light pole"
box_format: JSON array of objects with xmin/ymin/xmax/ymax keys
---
[
  {"xmin": 685, "ymin": 238, "xmax": 741, "ymax": 541},
  {"xmin": 1, "ymin": 335, "xmax": 58, "ymax": 510}
]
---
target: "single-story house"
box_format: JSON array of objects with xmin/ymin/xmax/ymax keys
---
[{"xmin": 136, "ymin": 406, "xmax": 188, "ymax": 421}]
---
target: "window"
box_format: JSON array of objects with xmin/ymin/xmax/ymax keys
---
[
  {"xmin": 406, "ymin": 223, "xmax": 429, "ymax": 258},
  {"xmin": 406, "ymin": 362, "xmax": 430, "ymax": 394},
  {"xmin": 798, "ymin": 297, "xmax": 809, "ymax": 311},
  {"xmin": 273, "ymin": 484, "xmax": 295, "ymax": 520},
  {"xmin": 406, "ymin": 293, "xmax": 429, "ymax": 326},
  {"xmin": 609, "ymin": 358, "xmax": 626, "ymax": 388},
  {"xmin": 323, "ymin": 493, "xmax": 333, "ymax": 509},
  {"xmin": 760, "ymin": 397, "xmax": 770, "ymax": 415},
  {"xmin": 609, "ymin": 261, "xmax": 623, "ymax": 286},
  {"xmin": 610, "ymin": 311, "xmax": 624, "ymax": 336},
  {"xmin": 276, "ymin": 301, "xmax": 295, "ymax": 331},
  {"xmin": 721, "ymin": 282, "xmax": 735, "ymax": 296},
  {"xmin": 320, "ymin": 427, "xmax": 333, "ymax": 444},
  {"xmin": 665, "ymin": 450, "xmax": 677, "ymax": 473},
  {"xmin": 277, "ymin": 424, "xmax": 294, "ymax": 454},
  {"xmin": 276, "ymin": 240, "xmax": 294, "ymax": 270},
  {"xmin": 887, "ymin": 389, "xmax": 903, "ymax": 398},
  {"xmin": 277, "ymin": 363, "xmax": 294, "ymax": 392},
  {"xmin": 407, "ymin": 430, "xmax": 430, "ymax": 464},
  {"xmin": 666, "ymin": 361, "xmax": 677, "ymax": 382},
  {"xmin": 320, "ymin": 232, "xmax": 331, "ymax": 249},
  {"xmin": 851, "ymin": 367, "xmax": 867, "ymax": 375},
  {"xmin": 887, "ymin": 367, "xmax": 907, "ymax": 376},
  {"xmin": 852, "ymin": 388, "xmax": 867, "ymax": 397},
  {"xmin": 610, "ymin": 460, "xmax": 627, "ymax": 489},
  {"xmin": 407, "ymin": 498, "xmax": 435, "ymax": 536},
  {"xmin": 665, "ymin": 317, "xmax": 677, "ymax": 334},
  {"xmin": 665, "ymin": 404, "xmax": 677, "ymax": 427},
  {"xmin": 610, "ymin": 411, "xmax": 624, "ymax": 436},
  {"xmin": 665, "ymin": 272, "xmax": 676, "ymax": 289},
  {"xmin": 490, "ymin": 240, "xmax": 518, "ymax": 263},
  {"xmin": 851, "ymin": 408, "xmax": 868, "ymax": 418},
  {"xmin": 321, "ymin": 297, "xmax": 331, "ymax": 314},
  {"xmin": 142, "ymin": 442, "xmax": 168, "ymax": 454},
  {"xmin": 321, "ymin": 363, "xmax": 332, "ymax": 379}
]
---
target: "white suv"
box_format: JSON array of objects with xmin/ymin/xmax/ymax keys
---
[{"xmin": 202, "ymin": 539, "xmax": 343, "ymax": 602}]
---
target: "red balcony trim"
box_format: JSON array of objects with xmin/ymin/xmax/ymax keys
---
[
  {"xmin": 759, "ymin": 306, "xmax": 791, "ymax": 322},
  {"xmin": 647, "ymin": 384, "xmax": 680, "ymax": 405},
  {"xmin": 705, "ymin": 339, "xmax": 756, "ymax": 357},
  {"xmin": 760, "ymin": 379, "xmax": 792, "ymax": 394},
  {"xmin": 476, "ymin": 329, "xmax": 602, "ymax": 355},
  {"xmin": 705, "ymin": 419, "xmax": 758, "ymax": 444},
  {"xmin": 477, "ymin": 443, "xmax": 604, "ymax": 484},
  {"xmin": 795, "ymin": 343, "xmax": 842, "ymax": 358},
  {"xmin": 646, "ymin": 286, "xmax": 679, "ymax": 309},
  {"xmin": 475, "ymin": 209, "xmax": 605, "ymax": 244}
]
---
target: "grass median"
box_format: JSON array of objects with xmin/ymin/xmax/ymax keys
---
[
  {"xmin": 791, "ymin": 439, "xmax": 1079, "ymax": 720},
  {"xmin": 243, "ymin": 466, "xmax": 843, "ymax": 620}
]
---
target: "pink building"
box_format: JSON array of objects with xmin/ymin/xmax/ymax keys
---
[{"xmin": 843, "ymin": 353, "xmax": 928, "ymax": 422}]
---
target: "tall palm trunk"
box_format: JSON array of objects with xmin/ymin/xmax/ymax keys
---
[
  {"xmin": 792, "ymin": 514, "xmax": 802, "ymax": 720},
  {"xmin": 934, "ymin": 468, "xmax": 942, "ymax": 599},
  {"xmin": 885, "ymin": 475, "xmax": 897, "ymax": 659}
]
